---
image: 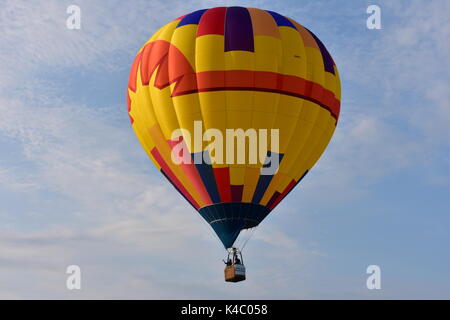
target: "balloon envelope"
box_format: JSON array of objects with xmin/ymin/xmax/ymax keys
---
[{"xmin": 127, "ymin": 7, "xmax": 341, "ymax": 248}]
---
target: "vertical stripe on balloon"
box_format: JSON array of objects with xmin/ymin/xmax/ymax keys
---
[
  {"xmin": 266, "ymin": 191, "xmax": 281, "ymax": 209},
  {"xmin": 176, "ymin": 9, "xmax": 207, "ymax": 28},
  {"xmin": 252, "ymin": 174, "xmax": 273, "ymax": 204},
  {"xmin": 230, "ymin": 185, "xmax": 244, "ymax": 202},
  {"xmin": 251, "ymin": 152, "xmax": 284, "ymax": 204},
  {"xmin": 247, "ymin": 8, "xmax": 280, "ymax": 38},
  {"xmin": 191, "ymin": 152, "xmax": 221, "ymax": 203},
  {"xmin": 265, "ymin": 10, "xmax": 297, "ymax": 29},
  {"xmin": 304, "ymin": 27, "xmax": 336, "ymax": 75},
  {"xmin": 196, "ymin": 7, "xmax": 227, "ymax": 37},
  {"xmin": 213, "ymin": 167, "xmax": 232, "ymax": 202},
  {"xmin": 224, "ymin": 7, "xmax": 254, "ymax": 52}
]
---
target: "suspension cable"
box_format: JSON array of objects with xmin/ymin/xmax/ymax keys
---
[{"xmin": 240, "ymin": 226, "xmax": 257, "ymax": 252}]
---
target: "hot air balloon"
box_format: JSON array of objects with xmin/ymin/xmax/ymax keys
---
[{"xmin": 126, "ymin": 7, "xmax": 340, "ymax": 282}]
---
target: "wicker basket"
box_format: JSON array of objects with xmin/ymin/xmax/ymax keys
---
[{"xmin": 224, "ymin": 264, "xmax": 246, "ymax": 282}]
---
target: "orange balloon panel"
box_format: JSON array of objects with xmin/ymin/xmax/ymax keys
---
[{"xmin": 127, "ymin": 7, "xmax": 341, "ymax": 248}]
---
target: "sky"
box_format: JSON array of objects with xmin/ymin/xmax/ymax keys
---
[{"xmin": 0, "ymin": 0, "xmax": 449, "ymax": 299}]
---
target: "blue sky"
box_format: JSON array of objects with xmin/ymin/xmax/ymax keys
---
[{"xmin": 0, "ymin": 0, "xmax": 449, "ymax": 299}]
